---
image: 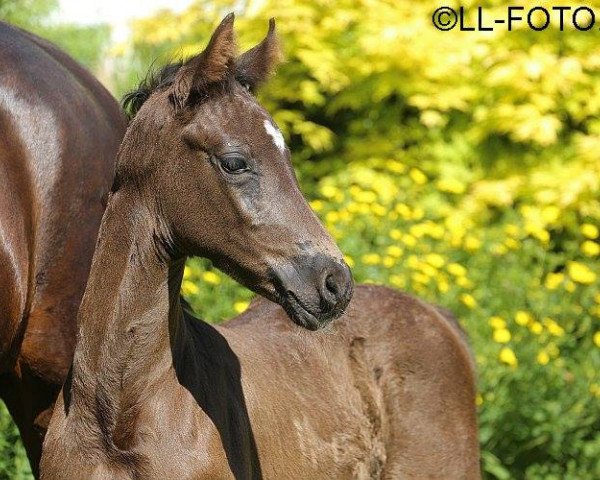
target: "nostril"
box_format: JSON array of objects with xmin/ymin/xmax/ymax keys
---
[
  {"xmin": 325, "ymin": 273, "xmax": 338, "ymax": 296},
  {"xmin": 315, "ymin": 259, "xmax": 353, "ymax": 316}
]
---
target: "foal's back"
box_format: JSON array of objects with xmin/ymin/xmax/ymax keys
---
[
  {"xmin": 0, "ymin": 21, "xmax": 125, "ymax": 473},
  {"xmin": 220, "ymin": 284, "xmax": 479, "ymax": 479}
]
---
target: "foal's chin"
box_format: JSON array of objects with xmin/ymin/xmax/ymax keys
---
[{"xmin": 279, "ymin": 293, "xmax": 338, "ymax": 331}]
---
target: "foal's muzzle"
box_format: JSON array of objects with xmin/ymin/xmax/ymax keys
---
[{"xmin": 273, "ymin": 254, "xmax": 353, "ymax": 330}]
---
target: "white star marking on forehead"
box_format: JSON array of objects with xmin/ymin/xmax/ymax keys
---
[{"xmin": 263, "ymin": 120, "xmax": 286, "ymax": 153}]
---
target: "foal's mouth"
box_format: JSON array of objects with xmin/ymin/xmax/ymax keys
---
[{"xmin": 280, "ymin": 290, "xmax": 323, "ymax": 331}]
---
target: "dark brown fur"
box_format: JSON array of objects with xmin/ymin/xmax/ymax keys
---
[
  {"xmin": 41, "ymin": 15, "xmax": 479, "ymax": 479},
  {"xmin": 0, "ymin": 21, "xmax": 126, "ymax": 476}
]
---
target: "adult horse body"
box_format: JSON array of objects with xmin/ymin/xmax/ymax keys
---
[
  {"xmin": 0, "ymin": 21, "xmax": 126, "ymax": 474},
  {"xmin": 41, "ymin": 16, "xmax": 480, "ymax": 479}
]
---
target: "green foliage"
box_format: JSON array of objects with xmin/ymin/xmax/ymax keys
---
[
  {"xmin": 0, "ymin": 0, "xmax": 111, "ymax": 71},
  {"xmin": 0, "ymin": 403, "xmax": 32, "ymax": 480},
  {"xmin": 0, "ymin": 0, "xmax": 57, "ymax": 29},
  {"xmin": 42, "ymin": 24, "xmax": 112, "ymax": 72}
]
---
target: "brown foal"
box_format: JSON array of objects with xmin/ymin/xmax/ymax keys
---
[{"xmin": 41, "ymin": 15, "xmax": 480, "ymax": 479}]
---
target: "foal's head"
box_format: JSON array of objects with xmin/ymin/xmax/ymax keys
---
[{"xmin": 118, "ymin": 14, "xmax": 352, "ymax": 330}]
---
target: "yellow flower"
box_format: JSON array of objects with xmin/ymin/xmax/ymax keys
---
[
  {"xmin": 402, "ymin": 234, "xmax": 417, "ymax": 247},
  {"xmin": 182, "ymin": 280, "xmax": 199, "ymax": 296},
  {"xmin": 457, "ymin": 276, "xmax": 474, "ymax": 289},
  {"xmin": 464, "ymin": 236, "xmax": 481, "ymax": 251},
  {"xmin": 581, "ymin": 223, "xmax": 599, "ymax": 239},
  {"xmin": 362, "ymin": 253, "xmax": 381, "ymax": 265},
  {"xmin": 536, "ymin": 351, "xmax": 550, "ymax": 365},
  {"xmin": 407, "ymin": 255, "xmax": 420, "ymax": 270},
  {"xmin": 460, "ymin": 293, "xmax": 477, "ymax": 309},
  {"xmin": 547, "ymin": 343, "xmax": 560, "ymax": 358},
  {"xmin": 390, "ymin": 229, "xmax": 402, "ymax": 240},
  {"xmin": 425, "ymin": 253, "xmax": 445, "ymax": 269},
  {"xmin": 344, "ymin": 255, "xmax": 355, "ymax": 268},
  {"xmin": 371, "ymin": 204, "xmax": 387, "ymax": 216},
  {"xmin": 493, "ymin": 328, "xmax": 511, "ymax": 343},
  {"xmin": 438, "ymin": 279, "xmax": 449, "ymax": 293},
  {"xmin": 581, "ymin": 241, "xmax": 600, "ymax": 256},
  {"xmin": 386, "ymin": 245, "xmax": 403, "ymax": 258},
  {"xmin": 594, "ymin": 331, "xmax": 600, "ymax": 348},
  {"xmin": 410, "ymin": 224, "xmax": 426, "ymax": 238},
  {"xmin": 325, "ymin": 211, "xmax": 340, "ymax": 224},
  {"xmin": 383, "ymin": 256, "xmax": 395, "ymax": 268},
  {"xmin": 390, "ymin": 275, "xmax": 405, "ymax": 289},
  {"xmin": 202, "ymin": 271, "xmax": 221, "ymax": 285},
  {"xmin": 504, "ymin": 238, "xmax": 519, "ymax": 250},
  {"xmin": 515, "ymin": 310, "xmax": 532, "ymax": 326},
  {"xmin": 437, "ymin": 178, "xmax": 466, "ymax": 194},
  {"xmin": 475, "ymin": 393, "xmax": 483, "ymax": 406},
  {"xmin": 420, "ymin": 263, "xmax": 437, "ymax": 277},
  {"xmin": 356, "ymin": 190, "xmax": 377, "ymax": 204},
  {"xmin": 541, "ymin": 206, "xmax": 560, "ymax": 224},
  {"xmin": 544, "ymin": 272, "xmax": 564, "ymax": 290},
  {"xmin": 234, "ymin": 300, "xmax": 250, "ymax": 314},
  {"xmin": 489, "ymin": 316, "xmax": 506, "ymax": 330},
  {"xmin": 595, "ymin": 292, "xmax": 600, "ymax": 304},
  {"xmin": 504, "ymin": 224, "xmax": 520, "ymax": 237},
  {"xmin": 499, "ymin": 347, "xmax": 518, "ymax": 367},
  {"xmin": 309, "ymin": 199, "xmax": 324, "ymax": 212},
  {"xmin": 567, "ymin": 261, "xmax": 597, "ymax": 285},
  {"xmin": 429, "ymin": 224, "xmax": 445, "ymax": 239},
  {"xmin": 543, "ymin": 317, "xmax": 565, "ymax": 337},
  {"xmin": 565, "ymin": 280, "xmax": 577, "ymax": 292},
  {"xmin": 409, "ymin": 168, "xmax": 428, "ymax": 185},
  {"xmin": 320, "ymin": 184, "xmax": 339, "ymax": 199},
  {"xmin": 531, "ymin": 228, "xmax": 550, "ymax": 243},
  {"xmin": 447, "ymin": 263, "xmax": 467, "ymax": 277},
  {"xmin": 183, "ymin": 265, "xmax": 193, "ymax": 280},
  {"xmin": 412, "ymin": 272, "xmax": 430, "ymax": 285},
  {"xmin": 387, "ymin": 160, "xmax": 406, "ymax": 174},
  {"xmin": 395, "ymin": 203, "xmax": 411, "ymax": 219},
  {"xmin": 530, "ymin": 321, "xmax": 543, "ymax": 335},
  {"xmin": 411, "ymin": 207, "xmax": 425, "ymax": 220}
]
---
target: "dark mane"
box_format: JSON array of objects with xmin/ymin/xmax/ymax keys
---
[{"xmin": 122, "ymin": 60, "xmax": 184, "ymax": 118}]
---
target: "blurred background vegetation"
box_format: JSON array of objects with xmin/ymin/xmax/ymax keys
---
[{"xmin": 2, "ymin": 0, "xmax": 600, "ymax": 478}]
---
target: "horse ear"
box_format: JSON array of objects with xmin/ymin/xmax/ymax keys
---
[
  {"xmin": 235, "ymin": 18, "xmax": 282, "ymax": 93},
  {"xmin": 172, "ymin": 13, "xmax": 237, "ymax": 110}
]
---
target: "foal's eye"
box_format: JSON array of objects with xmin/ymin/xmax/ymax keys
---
[{"xmin": 220, "ymin": 155, "xmax": 249, "ymax": 174}]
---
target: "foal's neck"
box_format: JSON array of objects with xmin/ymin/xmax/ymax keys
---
[{"xmin": 69, "ymin": 190, "xmax": 184, "ymax": 436}]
